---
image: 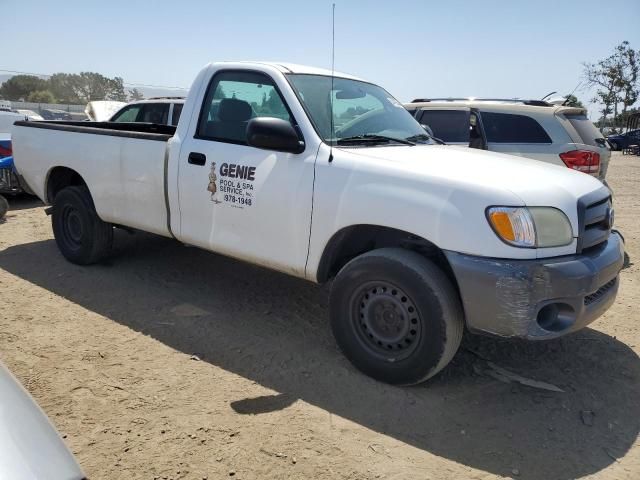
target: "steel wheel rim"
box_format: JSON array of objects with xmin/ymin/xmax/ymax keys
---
[
  {"xmin": 350, "ymin": 281, "xmax": 421, "ymax": 360},
  {"xmin": 61, "ymin": 205, "xmax": 83, "ymax": 250}
]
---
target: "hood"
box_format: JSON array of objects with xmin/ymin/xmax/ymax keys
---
[
  {"xmin": 339, "ymin": 144, "xmax": 605, "ymax": 207},
  {"xmin": 0, "ymin": 363, "xmax": 84, "ymax": 480}
]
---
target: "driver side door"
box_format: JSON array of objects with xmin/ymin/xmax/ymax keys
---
[{"xmin": 176, "ymin": 69, "xmax": 316, "ymax": 276}]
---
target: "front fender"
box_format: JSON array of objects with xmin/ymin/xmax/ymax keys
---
[{"xmin": 305, "ymin": 144, "xmax": 532, "ymax": 281}]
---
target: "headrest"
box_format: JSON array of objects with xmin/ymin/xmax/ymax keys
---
[{"xmin": 218, "ymin": 98, "xmax": 252, "ymax": 122}]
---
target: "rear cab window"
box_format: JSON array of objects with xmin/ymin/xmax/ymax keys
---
[
  {"xmin": 480, "ymin": 112, "xmax": 551, "ymax": 144},
  {"xmin": 111, "ymin": 105, "xmax": 142, "ymax": 122},
  {"xmin": 139, "ymin": 104, "xmax": 169, "ymax": 124},
  {"xmin": 111, "ymin": 103, "xmax": 170, "ymax": 124}
]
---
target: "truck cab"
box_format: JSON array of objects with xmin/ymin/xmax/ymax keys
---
[{"xmin": 12, "ymin": 62, "xmax": 624, "ymax": 386}]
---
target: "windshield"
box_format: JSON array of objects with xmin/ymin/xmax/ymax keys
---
[{"xmin": 287, "ymin": 74, "xmax": 432, "ymax": 146}]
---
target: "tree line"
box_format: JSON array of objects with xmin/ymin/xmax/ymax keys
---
[
  {"xmin": 2, "ymin": 42, "xmax": 637, "ymax": 128},
  {"xmin": 583, "ymin": 41, "xmax": 638, "ymax": 129},
  {"xmin": 0, "ymin": 72, "xmax": 144, "ymax": 104}
]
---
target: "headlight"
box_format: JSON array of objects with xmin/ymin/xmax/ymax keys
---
[{"xmin": 487, "ymin": 207, "xmax": 573, "ymax": 248}]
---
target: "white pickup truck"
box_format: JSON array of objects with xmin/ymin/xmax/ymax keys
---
[{"xmin": 12, "ymin": 62, "xmax": 624, "ymax": 385}]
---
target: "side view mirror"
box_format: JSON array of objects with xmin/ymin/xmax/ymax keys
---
[{"xmin": 246, "ymin": 117, "xmax": 304, "ymax": 154}]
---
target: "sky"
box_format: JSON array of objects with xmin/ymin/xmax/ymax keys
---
[{"xmin": 3, "ymin": 0, "xmax": 640, "ymax": 118}]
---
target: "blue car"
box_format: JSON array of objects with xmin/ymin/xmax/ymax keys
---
[
  {"xmin": 0, "ymin": 150, "xmax": 11, "ymax": 217},
  {"xmin": 607, "ymin": 129, "xmax": 640, "ymax": 151}
]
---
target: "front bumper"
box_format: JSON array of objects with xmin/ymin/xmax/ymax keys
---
[{"xmin": 444, "ymin": 232, "xmax": 624, "ymax": 339}]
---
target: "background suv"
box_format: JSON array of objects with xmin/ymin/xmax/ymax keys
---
[
  {"xmin": 405, "ymin": 99, "xmax": 610, "ymax": 181},
  {"xmin": 109, "ymin": 96, "xmax": 185, "ymax": 126}
]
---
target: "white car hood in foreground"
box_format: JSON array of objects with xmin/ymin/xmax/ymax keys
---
[
  {"xmin": 343, "ymin": 144, "xmax": 605, "ymax": 207},
  {"xmin": 0, "ymin": 363, "xmax": 84, "ymax": 480}
]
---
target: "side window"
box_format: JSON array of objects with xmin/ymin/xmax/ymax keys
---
[
  {"xmin": 171, "ymin": 103, "xmax": 183, "ymax": 126},
  {"xmin": 419, "ymin": 109, "xmax": 470, "ymax": 143},
  {"xmin": 198, "ymin": 71, "xmax": 292, "ymax": 144},
  {"xmin": 111, "ymin": 105, "xmax": 142, "ymax": 122},
  {"xmin": 481, "ymin": 112, "xmax": 552, "ymax": 144},
  {"xmin": 139, "ymin": 103, "xmax": 169, "ymax": 124}
]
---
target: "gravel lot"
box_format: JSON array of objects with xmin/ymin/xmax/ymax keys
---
[{"xmin": 1, "ymin": 151, "xmax": 638, "ymax": 480}]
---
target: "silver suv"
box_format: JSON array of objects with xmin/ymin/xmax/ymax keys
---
[{"xmin": 405, "ymin": 98, "xmax": 610, "ymax": 180}]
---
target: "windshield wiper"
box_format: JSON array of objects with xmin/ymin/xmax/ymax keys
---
[
  {"xmin": 336, "ymin": 134, "xmax": 415, "ymax": 146},
  {"xmin": 405, "ymin": 133, "xmax": 447, "ymax": 145}
]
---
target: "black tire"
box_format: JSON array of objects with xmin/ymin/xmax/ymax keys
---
[
  {"xmin": 51, "ymin": 186, "xmax": 113, "ymax": 265},
  {"xmin": 0, "ymin": 195, "xmax": 8, "ymax": 219},
  {"xmin": 329, "ymin": 248, "xmax": 464, "ymax": 385},
  {"xmin": 609, "ymin": 141, "xmax": 619, "ymax": 151}
]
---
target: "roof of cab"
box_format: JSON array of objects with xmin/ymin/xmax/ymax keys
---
[{"xmin": 210, "ymin": 61, "xmax": 364, "ymax": 81}]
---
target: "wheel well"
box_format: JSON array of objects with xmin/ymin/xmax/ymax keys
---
[
  {"xmin": 316, "ymin": 225, "xmax": 457, "ymax": 287},
  {"xmin": 46, "ymin": 167, "xmax": 86, "ymax": 203}
]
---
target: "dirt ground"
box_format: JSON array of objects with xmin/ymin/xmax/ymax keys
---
[{"xmin": 1, "ymin": 152, "xmax": 638, "ymax": 480}]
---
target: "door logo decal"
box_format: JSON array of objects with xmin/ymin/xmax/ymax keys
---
[
  {"xmin": 207, "ymin": 162, "xmax": 221, "ymax": 204},
  {"xmin": 208, "ymin": 162, "xmax": 255, "ymax": 208}
]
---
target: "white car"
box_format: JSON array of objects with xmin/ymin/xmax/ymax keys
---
[
  {"xmin": 15, "ymin": 109, "xmax": 44, "ymax": 121},
  {"xmin": 109, "ymin": 97, "xmax": 185, "ymax": 126},
  {"xmin": 12, "ymin": 62, "xmax": 623, "ymax": 385},
  {"xmin": 405, "ymin": 99, "xmax": 611, "ymax": 181},
  {"xmin": 0, "ymin": 362, "xmax": 84, "ymax": 479}
]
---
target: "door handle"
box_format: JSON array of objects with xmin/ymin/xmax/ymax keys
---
[{"xmin": 188, "ymin": 152, "xmax": 206, "ymax": 166}]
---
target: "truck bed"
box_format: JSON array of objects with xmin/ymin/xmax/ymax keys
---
[{"xmin": 12, "ymin": 120, "xmax": 174, "ymax": 237}]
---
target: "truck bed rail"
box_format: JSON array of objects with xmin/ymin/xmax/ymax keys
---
[{"xmin": 13, "ymin": 120, "xmax": 175, "ymax": 142}]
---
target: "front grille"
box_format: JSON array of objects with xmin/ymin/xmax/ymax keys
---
[
  {"xmin": 584, "ymin": 278, "xmax": 617, "ymax": 306},
  {"xmin": 578, "ymin": 191, "xmax": 612, "ymax": 252}
]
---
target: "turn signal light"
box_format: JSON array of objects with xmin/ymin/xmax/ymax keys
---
[
  {"xmin": 559, "ymin": 150, "xmax": 600, "ymax": 175},
  {"xmin": 488, "ymin": 210, "xmax": 516, "ymax": 242},
  {"xmin": 487, "ymin": 207, "xmax": 536, "ymax": 247}
]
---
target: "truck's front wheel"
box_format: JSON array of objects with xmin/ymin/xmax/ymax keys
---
[
  {"xmin": 52, "ymin": 186, "xmax": 113, "ymax": 265},
  {"xmin": 329, "ymin": 248, "xmax": 463, "ymax": 385}
]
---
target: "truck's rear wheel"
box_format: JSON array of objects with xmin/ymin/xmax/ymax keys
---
[
  {"xmin": 51, "ymin": 186, "xmax": 113, "ymax": 265},
  {"xmin": 329, "ymin": 248, "xmax": 463, "ymax": 385}
]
